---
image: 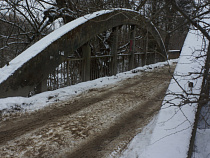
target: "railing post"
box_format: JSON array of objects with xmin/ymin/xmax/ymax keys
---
[
  {"xmin": 129, "ymin": 25, "xmax": 136, "ymax": 70},
  {"xmin": 111, "ymin": 27, "xmax": 118, "ymax": 75},
  {"xmin": 142, "ymin": 29, "xmax": 148, "ymax": 66},
  {"xmin": 66, "ymin": 60, "xmax": 70, "ymax": 85},
  {"xmin": 82, "ymin": 43, "xmax": 91, "ymax": 81}
]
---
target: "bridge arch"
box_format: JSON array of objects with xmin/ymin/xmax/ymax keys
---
[{"xmin": 0, "ymin": 9, "xmax": 167, "ymax": 98}]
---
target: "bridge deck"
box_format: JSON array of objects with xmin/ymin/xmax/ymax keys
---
[{"xmin": 0, "ymin": 63, "xmax": 176, "ymax": 158}]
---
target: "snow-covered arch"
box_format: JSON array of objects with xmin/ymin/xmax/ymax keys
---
[{"xmin": 0, "ymin": 9, "xmax": 167, "ymax": 98}]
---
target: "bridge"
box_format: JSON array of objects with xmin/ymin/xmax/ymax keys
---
[
  {"xmin": 0, "ymin": 8, "xmax": 209, "ymax": 158},
  {"xmin": 0, "ymin": 9, "xmax": 173, "ymax": 98}
]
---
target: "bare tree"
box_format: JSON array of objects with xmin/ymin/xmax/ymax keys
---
[{"xmin": 0, "ymin": 0, "xmax": 56, "ymax": 67}]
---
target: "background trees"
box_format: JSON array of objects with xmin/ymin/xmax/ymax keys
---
[
  {"xmin": 0, "ymin": 0, "xmax": 54, "ymax": 67},
  {"xmin": 0, "ymin": 0, "xmax": 209, "ymax": 68}
]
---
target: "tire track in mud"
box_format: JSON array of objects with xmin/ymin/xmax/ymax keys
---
[
  {"xmin": 0, "ymin": 64, "xmax": 176, "ymax": 157},
  {"xmin": 66, "ymin": 88, "xmax": 167, "ymax": 158}
]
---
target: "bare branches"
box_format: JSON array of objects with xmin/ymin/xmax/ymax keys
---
[
  {"xmin": 170, "ymin": 0, "xmax": 210, "ymax": 41},
  {"xmin": 135, "ymin": 0, "xmax": 148, "ymax": 11}
]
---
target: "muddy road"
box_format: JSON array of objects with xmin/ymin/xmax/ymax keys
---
[{"xmin": 0, "ymin": 64, "xmax": 176, "ymax": 158}]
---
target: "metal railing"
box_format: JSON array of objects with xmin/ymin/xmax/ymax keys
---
[{"xmin": 47, "ymin": 51, "xmax": 164, "ymax": 90}]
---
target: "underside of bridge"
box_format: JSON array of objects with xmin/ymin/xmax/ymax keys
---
[{"xmin": 0, "ymin": 9, "xmax": 168, "ymax": 98}]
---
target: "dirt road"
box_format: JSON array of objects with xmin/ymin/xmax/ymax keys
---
[{"xmin": 0, "ymin": 63, "xmax": 176, "ymax": 158}]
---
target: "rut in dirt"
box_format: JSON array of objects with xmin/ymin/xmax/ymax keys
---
[{"xmin": 66, "ymin": 88, "xmax": 167, "ymax": 158}]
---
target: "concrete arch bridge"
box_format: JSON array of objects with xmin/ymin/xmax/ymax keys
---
[{"xmin": 0, "ymin": 9, "xmax": 171, "ymax": 98}]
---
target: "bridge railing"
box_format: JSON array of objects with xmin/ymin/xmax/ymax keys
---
[{"xmin": 47, "ymin": 51, "xmax": 163, "ymax": 91}]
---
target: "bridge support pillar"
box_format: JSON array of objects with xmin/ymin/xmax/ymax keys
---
[
  {"xmin": 111, "ymin": 27, "xmax": 118, "ymax": 75},
  {"xmin": 129, "ymin": 25, "xmax": 136, "ymax": 70},
  {"xmin": 82, "ymin": 43, "xmax": 91, "ymax": 81}
]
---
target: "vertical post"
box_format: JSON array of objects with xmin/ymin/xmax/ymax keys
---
[
  {"xmin": 146, "ymin": 28, "xmax": 149, "ymax": 65},
  {"xmin": 141, "ymin": 32, "xmax": 147, "ymax": 66},
  {"xmin": 141, "ymin": 54, "xmax": 146, "ymax": 66},
  {"xmin": 129, "ymin": 25, "xmax": 136, "ymax": 70},
  {"xmin": 142, "ymin": 29, "xmax": 149, "ymax": 66},
  {"xmin": 82, "ymin": 43, "xmax": 91, "ymax": 81},
  {"xmin": 66, "ymin": 60, "xmax": 70, "ymax": 85},
  {"xmin": 111, "ymin": 27, "xmax": 118, "ymax": 75}
]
